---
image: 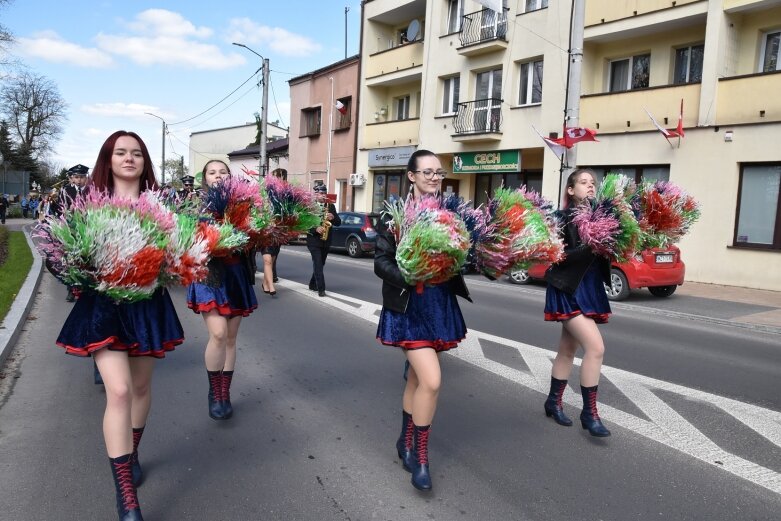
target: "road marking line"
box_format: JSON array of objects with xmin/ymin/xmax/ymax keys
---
[{"xmin": 278, "ymin": 279, "xmax": 781, "ymax": 495}]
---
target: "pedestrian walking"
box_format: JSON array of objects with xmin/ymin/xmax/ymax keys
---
[
  {"xmin": 542, "ymin": 168, "xmax": 612, "ymax": 437},
  {"xmin": 186, "ymin": 159, "xmax": 257, "ymax": 421},
  {"xmin": 374, "ymin": 149, "xmax": 471, "ymax": 491},
  {"xmin": 21, "ymin": 195, "xmax": 29, "ymax": 218},
  {"xmin": 260, "ymin": 243, "xmax": 280, "ymax": 295},
  {"xmin": 62, "ymin": 164, "xmax": 91, "ymax": 303},
  {"xmin": 55, "ymin": 131, "xmax": 185, "ymax": 521},
  {"xmin": 0, "ymin": 193, "xmax": 7, "ymax": 224},
  {"xmin": 307, "ymin": 184, "xmax": 340, "ymax": 296}
]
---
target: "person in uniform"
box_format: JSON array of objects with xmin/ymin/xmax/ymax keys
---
[
  {"xmin": 177, "ymin": 174, "xmax": 196, "ymax": 202},
  {"xmin": 306, "ymin": 184, "xmax": 340, "ymax": 297},
  {"xmin": 62, "ymin": 164, "xmax": 90, "ymax": 302}
]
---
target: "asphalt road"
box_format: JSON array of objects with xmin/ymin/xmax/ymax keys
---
[{"xmin": 0, "ymin": 245, "xmax": 779, "ymax": 520}]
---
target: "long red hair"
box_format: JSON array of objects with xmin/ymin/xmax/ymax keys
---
[{"xmin": 89, "ymin": 131, "xmax": 158, "ymax": 193}]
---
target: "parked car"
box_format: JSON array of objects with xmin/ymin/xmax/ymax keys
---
[
  {"xmin": 508, "ymin": 245, "xmax": 686, "ymax": 301},
  {"xmin": 328, "ymin": 212, "xmax": 380, "ymax": 258}
]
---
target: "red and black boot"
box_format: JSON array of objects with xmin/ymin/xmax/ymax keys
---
[
  {"xmin": 221, "ymin": 370, "xmax": 234, "ymax": 419},
  {"xmin": 131, "ymin": 426, "xmax": 144, "ymax": 486},
  {"xmin": 207, "ymin": 370, "xmax": 225, "ymax": 420},
  {"xmin": 580, "ymin": 385, "xmax": 611, "ymax": 437},
  {"xmin": 109, "ymin": 454, "xmax": 143, "ymax": 521},
  {"xmin": 411, "ymin": 424, "xmax": 432, "ymax": 491},
  {"xmin": 544, "ymin": 377, "xmax": 573, "ymax": 426},
  {"xmin": 395, "ymin": 411, "xmax": 414, "ymax": 473}
]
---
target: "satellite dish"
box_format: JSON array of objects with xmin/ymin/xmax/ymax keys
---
[{"xmin": 406, "ymin": 19, "xmax": 420, "ymax": 42}]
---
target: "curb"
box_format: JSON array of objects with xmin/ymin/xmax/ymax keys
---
[{"xmin": 0, "ymin": 226, "xmax": 44, "ymax": 367}]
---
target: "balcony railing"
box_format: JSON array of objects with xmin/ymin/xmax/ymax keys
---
[
  {"xmin": 452, "ymin": 98, "xmax": 503, "ymax": 135},
  {"xmin": 459, "ymin": 8, "xmax": 508, "ymax": 47}
]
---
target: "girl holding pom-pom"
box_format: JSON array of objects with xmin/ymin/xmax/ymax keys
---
[
  {"xmin": 375, "ymin": 149, "xmax": 472, "ymax": 491},
  {"xmin": 543, "ymin": 168, "xmax": 612, "ymax": 437},
  {"xmin": 186, "ymin": 160, "xmax": 258, "ymax": 421},
  {"xmin": 55, "ymin": 131, "xmax": 185, "ymax": 520}
]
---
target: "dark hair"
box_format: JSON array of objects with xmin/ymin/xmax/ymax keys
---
[
  {"xmin": 406, "ymin": 149, "xmax": 438, "ymax": 173},
  {"xmin": 563, "ymin": 168, "xmax": 596, "ymax": 208},
  {"xmin": 201, "ymin": 159, "xmax": 231, "ymax": 189},
  {"xmin": 89, "ymin": 131, "xmax": 158, "ymax": 193}
]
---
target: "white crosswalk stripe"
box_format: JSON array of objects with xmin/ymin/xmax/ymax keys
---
[{"xmin": 276, "ymin": 278, "xmax": 781, "ymax": 495}]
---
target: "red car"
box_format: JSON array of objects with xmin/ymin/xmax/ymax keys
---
[{"xmin": 508, "ymin": 245, "xmax": 685, "ymax": 301}]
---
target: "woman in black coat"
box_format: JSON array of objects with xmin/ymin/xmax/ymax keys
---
[
  {"xmin": 542, "ymin": 168, "xmax": 612, "ymax": 437},
  {"xmin": 374, "ymin": 149, "xmax": 471, "ymax": 491}
]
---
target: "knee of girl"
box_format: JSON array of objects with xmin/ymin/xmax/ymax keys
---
[
  {"xmin": 132, "ymin": 382, "xmax": 151, "ymax": 399},
  {"xmin": 210, "ymin": 330, "xmax": 228, "ymax": 344},
  {"xmin": 106, "ymin": 383, "xmax": 132, "ymax": 405}
]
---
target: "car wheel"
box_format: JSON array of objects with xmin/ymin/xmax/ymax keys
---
[
  {"xmin": 604, "ymin": 268, "xmax": 630, "ymax": 301},
  {"xmin": 346, "ymin": 237, "xmax": 362, "ymax": 258},
  {"xmin": 508, "ymin": 268, "xmax": 530, "ymax": 285},
  {"xmin": 648, "ymin": 285, "xmax": 677, "ymax": 298}
]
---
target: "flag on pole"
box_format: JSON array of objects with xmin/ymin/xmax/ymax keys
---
[
  {"xmin": 475, "ymin": 0, "xmax": 503, "ymax": 12},
  {"xmin": 335, "ymin": 100, "xmax": 347, "ymax": 115},
  {"xmin": 562, "ymin": 126, "xmax": 598, "ymax": 147},
  {"xmin": 532, "ymin": 126, "xmax": 568, "ymax": 159},
  {"xmin": 644, "ymin": 99, "xmax": 684, "ymax": 147}
]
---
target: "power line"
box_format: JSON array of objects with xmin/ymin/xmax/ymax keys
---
[
  {"xmin": 269, "ymin": 78, "xmax": 287, "ymax": 129},
  {"xmin": 184, "ymin": 83, "xmax": 257, "ymax": 130},
  {"xmin": 168, "ymin": 67, "xmax": 261, "ymax": 126}
]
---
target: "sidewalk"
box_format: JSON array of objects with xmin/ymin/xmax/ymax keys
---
[{"xmin": 676, "ymin": 281, "xmax": 781, "ymax": 329}]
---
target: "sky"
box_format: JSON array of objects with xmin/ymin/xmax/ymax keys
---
[{"xmin": 1, "ymin": 0, "xmax": 362, "ymax": 176}]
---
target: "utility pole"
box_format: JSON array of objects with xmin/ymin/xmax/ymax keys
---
[
  {"xmin": 145, "ymin": 113, "xmax": 166, "ymax": 185},
  {"xmin": 233, "ymin": 43, "xmax": 269, "ymax": 180}
]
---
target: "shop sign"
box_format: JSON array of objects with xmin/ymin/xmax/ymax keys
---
[
  {"xmin": 368, "ymin": 146, "xmax": 417, "ymax": 168},
  {"xmin": 453, "ymin": 150, "xmax": 520, "ymax": 173}
]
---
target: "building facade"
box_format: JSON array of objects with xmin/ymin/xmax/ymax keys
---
[
  {"xmin": 288, "ymin": 55, "xmax": 360, "ymax": 212},
  {"xmin": 356, "ymin": 0, "xmax": 781, "ymax": 290}
]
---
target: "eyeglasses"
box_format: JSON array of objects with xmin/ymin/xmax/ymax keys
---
[{"xmin": 412, "ymin": 169, "xmax": 448, "ymax": 180}]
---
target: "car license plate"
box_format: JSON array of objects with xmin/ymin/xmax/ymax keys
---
[{"xmin": 655, "ymin": 254, "xmax": 674, "ymax": 263}]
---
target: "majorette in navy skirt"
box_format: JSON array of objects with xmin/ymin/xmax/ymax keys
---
[
  {"xmin": 544, "ymin": 263, "xmax": 612, "ymax": 324},
  {"xmin": 187, "ymin": 256, "xmax": 257, "ymax": 317},
  {"xmin": 56, "ymin": 288, "xmax": 184, "ymax": 358},
  {"xmin": 377, "ymin": 283, "xmax": 467, "ymax": 352}
]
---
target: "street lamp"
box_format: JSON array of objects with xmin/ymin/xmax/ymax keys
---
[
  {"xmin": 145, "ymin": 112, "xmax": 167, "ymax": 185},
  {"xmin": 233, "ymin": 42, "xmax": 269, "ymax": 180}
]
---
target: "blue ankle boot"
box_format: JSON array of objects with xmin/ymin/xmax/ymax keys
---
[
  {"xmin": 580, "ymin": 385, "xmax": 611, "ymax": 437},
  {"xmin": 109, "ymin": 454, "xmax": 143, "ymax": 521},
  {"xmin": 395, "ymin": 411, "xmax": 414, "ymax": 473},
  {"xmin": 131, "ymin": 426, "xmax": 144, "ymax": 487},
  {"xmin": 544, "ymin": 377, "xmax": 573, "ymax": 426},
  {"xmin": 207, "ymin": 371, "xmax": 225, "ymax": 420},
  {"xmin": 221, "ymin": 371, "xmax": 234, "ymax": 419},
  {"xmin": 411, "ymin": 424, "xmax": 432, "ymax": 491}
]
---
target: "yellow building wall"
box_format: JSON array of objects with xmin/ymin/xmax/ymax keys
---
[
  {"xmin": 365, "ymin": 42, "xmax": 424, "ymax": 78},
  {"xmin": 731, "ymin": 5, "xmax": 781, "ymax": 75},
  {"xmin": 585, "ymin": 0, "xmax": 703, "ymax": 27},
  {"xmin": 717, "ymin": 72, "xmax": 781, "ymax": 124}
]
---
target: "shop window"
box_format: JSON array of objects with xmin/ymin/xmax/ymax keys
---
[
  {"xmin": 372, "ymin": 172, "xmax": 410, "ymax": 213},
  {"xmin": 474, "ymin": 171, "xmax": 542, "ymax": 208},
  {"xmin": 760, "ymin": 31, "xmax": 780, "ymax": 72},
  {"xmin": 519, "ymin": 59, "xmax": 543, "ymax": 105},
  {"xmin": 673, "ymin": 44, "xmax": 704, "ymax": 84},
  {"xmin": 300, "ymin": 107, "xmax": 321, "ymax": 137},
  {"xmin": 734, "ymin": 164, "xmax": 781, "ymax": 249},
  {"xmin": 442, "ymin": 76, "xmax": 460, "ymax": 115},
  {"xmin": 609, "ymin": 54, "xmax": 650, "ymax": 92}
]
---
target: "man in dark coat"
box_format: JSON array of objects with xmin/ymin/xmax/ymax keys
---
[
  {"xmin": 61, "ymin": 164, "xmax": 89, "ymax": 210},
  {"xmin": 306, "ymin": 184, "xmax": 341, "ymax": 297}
]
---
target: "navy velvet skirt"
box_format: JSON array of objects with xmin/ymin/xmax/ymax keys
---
[
  {"xmin": 377, "ymin": 283, "xmax": 467, "ymax": 352},
  {"xmin": 544, "ymin": 263, "xmax": 612, "ymax": 324},
  {"xmin": 187, "ymin": 258, "xmax": 257, "ymax": 317},
  {"xmin": 56, "ymin": 288, "xmax": 184, "ymax": 358}
]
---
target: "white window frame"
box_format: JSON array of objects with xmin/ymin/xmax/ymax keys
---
[
  {"xmin": 447, "ymin": 0, "xmax": 464, "ymax": 33},
  {"xmin": 442, "ymin": 76, "xmax": 460, "ymax": 115},
  {"xmin": 395, "ymin": 96, "xmax": 411, "ymax": 120},
  {"xmin": 519, "ymin": 59, "xmax": 543, "ymax": 106},
  {"xmin": 673, "ymin": 43, "xmax": 704, "ymax": 84},
  {"xmin": 758, "ymin": 30, "xmax": 781, "ymax": 72},
  {"xmin": 608, "ymin": 54, "xmax": 650, "ymax": 92},
  {"xmin": 522, "ymin": 0, "xmax": 549, "ymax": 13}
]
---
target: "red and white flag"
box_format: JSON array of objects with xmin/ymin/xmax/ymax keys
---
[
  {"xmin": 645, "ymin": 99, "xmax": 684, "ymax": 146},
  {"xmin": 335, "ymin": 100, "xmax": 347, "ymax": 115},
  {"xmin": 532, "ymin": 126, "xmax": 568, "ymax": 158},
  {"xmin": 562, "ymin": 126, "xmax": 598, "ymax": 147}
]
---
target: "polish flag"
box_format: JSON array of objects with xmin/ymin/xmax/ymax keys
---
[
  {"xmin": 645, "ymin": 99, "xmax": 685, "ymax": 146},
  {"xmin": 532, "ymin": 126, "xmax": 568, "ymax": 158},
  {"xmin": 562, "ymin": 126, "xmax": 598, "ymax": 147},
  {"xmin": 335, "ymin": 100, "xmax": 347, "ymax": 115}
]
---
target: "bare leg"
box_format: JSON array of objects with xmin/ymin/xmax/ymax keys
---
[
  {"xmin": 405, "ymin": 348, "xmax": 441, "ymax": 426},
  {"xmin": 262, "ymin": 253, "xmax": 275, "ymax": 293},
  {"xmin": 403, "ymin": 363, "xmax": 418, "ymax": 413},
  {"xmin": 551, "ymin": 325, "xmax": 579, "ymax": 380},
  {"xmin": 562, "ymin": 314, "xmax": 605, "ymax": 387},
  {"xmin": 203, "ymin": 310, "xmax": 228, "ymax": 372},
  {"xmin": 129, "ymin": 357, "xmax": 155, "ymax": 429},
  {"xmin": 94, "ymin": 349, "xmax": 133, "ymax": 458},
  {"xmin": 223, "ymin": 316, "xmax": 242, "ymax": 372}
]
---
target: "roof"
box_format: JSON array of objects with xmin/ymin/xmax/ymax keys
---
[
  {"xmin": 288, "ymin": 54, "xmax": 360, "ymax": 84},
  {"xmin": 227, "ymin": 137, "xmax": 289, "ymax": 158}
]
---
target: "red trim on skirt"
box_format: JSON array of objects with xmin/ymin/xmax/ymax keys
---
[
  {"xmin": 376, "ymin": 337, "xmax": 463, "ymax": 352},
  {"xmin": 56, "ymin": 337, "xmax": 184, "ymax": 358},
  {"xmin": 544, "ymin": 310, "xmax": 610, "ymax": 324},
  {"xmin": 188, "ymin": 300, "xmax": 257, "ymax": 317}
]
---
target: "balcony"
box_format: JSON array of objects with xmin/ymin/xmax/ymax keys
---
[
  {"xmin": 579, "ymin": 83, "xmax": 700, "ymax": 134},
  {"xmin": 451, "ymin": 99, "xmax": 503, "ymax": 142},
  {"xmin": 457, "ymin": 8, "xmax": 509, "ymax": 57},
  {"xmin": 362, "ymin": 118, "xmax": 420, "ymax": 149},
  {"xmin": 585, "ymin": 0, "xmax": 703, "ymax": 27},
  {"xmin": 365, "ymin": 41, "xmax": 424, "ymax": 87},
  {"xmin": 717, "ymin": 71, "xmax": 781, "ymax": 125},
  {"xmin": 724, "ymin": 0, "xmax": 779, "ymax": 13}
]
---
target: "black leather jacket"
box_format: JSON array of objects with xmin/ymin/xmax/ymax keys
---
[
  {"xmin": 374, "ymin": 215, "xmax": 471, "ymax": 314},
  {"xmin": 544, "ymin": 208, "xmax": 610, "ymax": 295}
]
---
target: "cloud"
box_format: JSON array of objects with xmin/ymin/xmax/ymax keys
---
[
  {"xmin": 80, "ymin": 102, "xmax": 172, "ymax": 119},
  {"xmin": 125, "ymin": 9, "xmax": 214, "ymax": 38},
  {"xmin": 95, "ymin": 32, "xmax": 245, "ymax": 69},
  {"xmin": 226, "ymin": 18, "xmax": 322, "ymax": 57},
  {"xmin": 16, "ymin": 31, "xmax": 113, "ymax": 67}
]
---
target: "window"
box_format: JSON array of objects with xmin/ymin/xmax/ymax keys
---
[
  {"xmin": 300, "ymin": 107, "xmax": 321, "ymax": 137},
  {"xmin": 609, "ymin": 54, "xmax": 650, "ymax": 92},
  {"xmin": 585, "ymin": 165, "xmax": 670, "ymax": 186},
  {"xmin": 673, "ymin": 44, "xmax": 704, "ymax": 84},
  {"xmin": 335, "ymin": 97, "xmax": 351, "ymax": 130},
  {"xmin": 447, "ymin": 0, "xmax": 464, "ymax": 33},
  {"xmin": 735, "ymin": 164, "xmax": 781, "ymax": 249},
  {"xmin": 523, "ymin": 0, "xmax": 548, "ymax": 13},
  {"xmin": 442, "ymin": 76, "xmax": 460, "ymax": 115},
  {"xmin": 474, "ymin": 171, "xmax": 542, "ymax": 208},
  {"xmin": 760, "ymin": 31, "xmax": 780, "ymax": 72},
  {"xmin": 395, "ymin": 96, "xmax": 410, "ymax": 120},
  {"xmin": 519, "ymin": 59, "xmax": 543, "ymax": 105}
]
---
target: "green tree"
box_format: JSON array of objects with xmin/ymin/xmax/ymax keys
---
[{"xmin": 162, "ymin": 157, "xmax": 187, "ymax": 183}]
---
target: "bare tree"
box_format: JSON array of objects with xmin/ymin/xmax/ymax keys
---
[
  {"xmin": 0, "ymin": 0, "xmax": 14, "ymax": 67},
  {"xmin": 0, "ymin": 71, "xmax": 68, "ymax": 158}
]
